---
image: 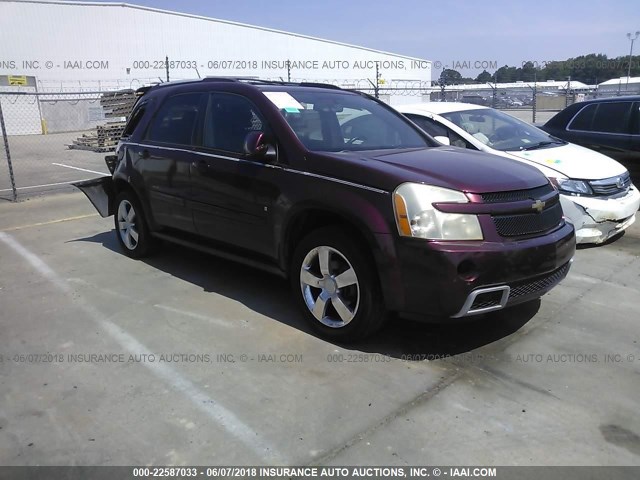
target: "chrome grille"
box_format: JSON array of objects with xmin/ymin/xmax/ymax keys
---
[
  {"xmin": 589, "ymin": 172, "xmax": 631, "ymax": 196},
  {"xmin": 493, "ymin": 202, "xmax": 564, "ymax": 237}
]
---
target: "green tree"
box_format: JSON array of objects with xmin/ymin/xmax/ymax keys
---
[
  {"xmin": 439, "ymin": 68, "xmax": 463, "ymax": 85},
  {"xmin": 475, "ymin": 70, "xmax": 493, "ymax": 83},
  {"xmin": 520, "ymin": 61, "xmax": 538, "ymax": 82}
]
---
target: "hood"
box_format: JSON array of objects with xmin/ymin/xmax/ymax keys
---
[
  {"xmin": 504, "ymin": 142, "xmax": 628, "ymax": 180},
  {"xmin": 312, "ymin": 146, "xmax": 549, "ymax": 194}
]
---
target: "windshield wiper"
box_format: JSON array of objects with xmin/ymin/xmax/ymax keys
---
[{"xmin": 520, "ymin": 140, "xmax": 563, "ymax": 151}]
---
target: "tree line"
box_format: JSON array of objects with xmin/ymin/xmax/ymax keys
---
[{"xmin": 436, "ymin": 53, "xmax": 640, "ymax": 86}]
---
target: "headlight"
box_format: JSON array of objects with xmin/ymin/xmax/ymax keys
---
[
  {"xmin": 393, "ymin": 183, "xmax": 483, "ymax": 240},
  {"xmin": 549, "ymin": 177, "xmax": 593, "ymax": 196}
]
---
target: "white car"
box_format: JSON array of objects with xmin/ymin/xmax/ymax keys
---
[{"xmin": 397, "ymin": 102, "xmax": 640, "ymax": 244}]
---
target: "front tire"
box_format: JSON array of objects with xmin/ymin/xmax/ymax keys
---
[
  {"xmin": 291, "ymin": 227, "xmax": 386, "ymax": 342},
  {"xmin": 114, "ymin": 190, "xmax": 154, "ymax": 258}
]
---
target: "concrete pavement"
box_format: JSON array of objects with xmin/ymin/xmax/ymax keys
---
[{"xmin": 0, "ymin": 192, "xmax": 638, "ymax": 467}]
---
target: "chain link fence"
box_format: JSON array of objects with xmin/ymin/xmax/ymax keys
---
[
  {"xmin": 430, "ymin": 82, "xmax": 640, "ymax": 124},
  {"xmin": 0, "ymin": 99, "xmax": 17, "ymax": 202},
  {"xmin": 1, "ymin": 78, "xmax": 638, "ymax": 201},
  {"xmin": 0, "ymin": 90, "xmax": 132, "ymax": 201}
]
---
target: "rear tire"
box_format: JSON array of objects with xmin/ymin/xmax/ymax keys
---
[
  {"xmin": 291, "ymin": 226, "xmax": 386, "ymax": 342},
  {"xmin": 114, "ymin": 190, "xmax": 154, "ymax": 259}
]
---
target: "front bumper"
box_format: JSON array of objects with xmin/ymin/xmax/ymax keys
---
[
  {"xmin": 376, "ymin": 222, "xmax": 575, "ymax": 319},
  {"xmin": 560, "ymin": 186, "xmax": 640, "ymax": 244}
]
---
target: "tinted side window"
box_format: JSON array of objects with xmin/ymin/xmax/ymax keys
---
[
  {"xmin": 203, "ymin": 93, "xmax": 267, "ymax": 153},
  {"xmin": 406, "ymin": 114, "xmax": 448, "ymax": 137},
  {"xmin": 591, "ymin": 102, "xmax": 632, "ymax": 134},
  {"xmin": 122, "ymin": 101, "xmax": 146, "ymax": 137},
  {"xmin": 146, "ymin": 93, "xmax": 203, "ymax": 145},
  {"xmin": 631, "ymin": 102, "xmax": 640, "ymax": 135},
  {"xmin": 406, "ymin": 114, "xmax": 474, "ymax": 149},
  {"xmin": 568, "ymin": 104, "xmax": 597, "ymax": 131}
]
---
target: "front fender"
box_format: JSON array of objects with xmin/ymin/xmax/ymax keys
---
[{"xmin": 72, "ymin": 176, "xmax": 114, "ymax": 217}]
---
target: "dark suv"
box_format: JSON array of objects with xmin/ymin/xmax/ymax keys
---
[
  {"xmin": 541, "ymin": 96, "xmax": 640, "ymax": 182},
  {"xmin": 76, "ymin": 78, "xmax": 575, "ymax": 341}
]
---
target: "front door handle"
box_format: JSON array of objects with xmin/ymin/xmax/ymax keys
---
[{"xmin": 140, "ymin": 149, "xmax": 150, "ymax": 159}]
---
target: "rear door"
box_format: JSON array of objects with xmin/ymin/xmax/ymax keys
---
[
  {"xmin": 190, "ymin": 91, "xmax": 278, "ymax": 257},
  {"xmin": 136, "ymin": 92, "xmax": 206, "ymax": 232}
]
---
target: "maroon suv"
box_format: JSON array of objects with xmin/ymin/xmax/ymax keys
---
[{"xmin": 76, "ymin": 78, "xmax": 575, "ymax": 341}]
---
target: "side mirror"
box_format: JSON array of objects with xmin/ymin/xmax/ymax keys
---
[
  {"xmin": 243, "ymin": 131, "xmax": 276, "ymax": 162},
  {"xmin": 434, "ymin": 135, "xmax": 451, "ymax": 146}
]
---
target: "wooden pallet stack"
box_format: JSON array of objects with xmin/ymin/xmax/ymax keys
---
[
  {"xmin": 100, "ymin": 90, "xmax": 138, "ymax": 119},
  {"xmin": 70, "ymin": 121, "xmax": 128, "ymax": 153},
  {"xmin": 69, "ymin": 89, "xmax": 138, "ymax": 153}
]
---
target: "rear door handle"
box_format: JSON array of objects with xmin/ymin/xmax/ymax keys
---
[
  {"xmin": 140, "ymin": 149, "xmax": 150, "ymax": 159},
  {"xmin": 192, "ymin": 159, "xmax": 208, "ymax": 174}
]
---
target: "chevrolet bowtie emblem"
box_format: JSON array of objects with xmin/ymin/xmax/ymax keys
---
[{"xmin": 531, "ymin": 199, "xmax": 546, "ymax": 213}]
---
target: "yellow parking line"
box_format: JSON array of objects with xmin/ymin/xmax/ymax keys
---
[{"xmin": 2, "ymin": 213, "xmax": 99, "ymax": 232}]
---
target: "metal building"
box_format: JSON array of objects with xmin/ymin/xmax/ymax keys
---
[
  {"xmin": 0, "ymin": 0, "xmax": 431, "ymax": 103},
  {"xmin": 596, "ymin": 76, "xmax": 640, "ymax": 96}
]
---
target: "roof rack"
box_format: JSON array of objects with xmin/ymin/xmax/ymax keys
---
[
  {"xmin": 202, "ymin": 76, "xmax": 259, "ymax": 83},
  {"xmin": 140, "ymin": 77, "xmax": 345, "ymax": 92},
  {"xmin": 203, "ymin": 77, "xmax": 343, "ymax": 90},
  {"xmin": 298, "ymin": 82, "xmax": 342, "ymax": 90}
]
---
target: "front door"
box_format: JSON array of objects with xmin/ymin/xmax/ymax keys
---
[{"xmin": 190, "ymin": 92, "xmax": 279, "ymax": 257}]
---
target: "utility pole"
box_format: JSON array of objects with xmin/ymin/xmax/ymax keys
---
[
  {"xmin": 165, "ymin": 55, "xmax": 170, "ymax": 82},
  {"xmin": 491, "ymin": 72, "xmax": 498, "ymax": 108},
  {"xmin": 368, "ymin": 62, "xmax": 380, "ymax": 98},
  {"xmin": 528, "ymin": 72, "xmax": 537, "ymax": 124},
  {"xmin": 626, "ymin": 31, "xmax": 639, "ymax": 91},
  {"xmin": 0, "ymin": 99, "xmax": 17, "ymax": 201},
  {"xmin": 287, "ymin": 60, "xmax": 291, "ymax": 83}
]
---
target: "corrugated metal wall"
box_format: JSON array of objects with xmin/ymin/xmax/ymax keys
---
[{"xmin": 0, "ymin": 0, "xmax": 431, "ymax": 96}]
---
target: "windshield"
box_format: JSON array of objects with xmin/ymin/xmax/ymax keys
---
[
  {"xmin": 263, "ymin": 89, "xmax": 429, "ymax": 152},
  {"xmin": 440, "ymin": 108, "xmax": 564, "ymax": 152}
]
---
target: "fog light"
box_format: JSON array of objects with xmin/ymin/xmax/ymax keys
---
[{"xmin": 457, "ymin": 259, "xmax": 478, "ymax": 281}]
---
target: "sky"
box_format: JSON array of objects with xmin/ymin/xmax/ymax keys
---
[{"xmin": 91, "ymin": 0, "xmax": 640, "ymax": 77}]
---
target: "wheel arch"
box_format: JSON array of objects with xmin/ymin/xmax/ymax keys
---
[
  {"xmin": 280, "ymin": 205, "xmax": 382, "ymax": 272},
  {"xmin": 112, "ymin": 174, "xmax": 158, "ymax": 231}
]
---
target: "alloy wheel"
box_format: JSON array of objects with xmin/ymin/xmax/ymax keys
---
[
  {"xmin": 117, "ymin": 199, "xmax": 139, "ymax": 250},
  {"xmin": 299, "ymin": 245, "xmax": 360, "ymax": 328}
]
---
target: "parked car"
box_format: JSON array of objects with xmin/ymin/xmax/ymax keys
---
[
  {"xmin": 461, "ymin": 95, "xmax": 489, "ymax": 106},
  {"xmin": 75, "ymin": 79, "xmax": 574, "ymax": 341},
  {"xmin": 397, "ymin": 102, "xmax": 640, "ymax": 244},
  {"xmin": 540, "ymin": 96, "xmax": 640, "ymax": 184}
]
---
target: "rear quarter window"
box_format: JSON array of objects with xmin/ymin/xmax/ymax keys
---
[{"xmin": 122, "ymin": 102, "xmax": 147, "ymax": 137}]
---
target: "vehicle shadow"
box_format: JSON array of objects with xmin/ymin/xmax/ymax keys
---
[
  {"xmin": 576, "ymin": 230, "xmax": 626, "ymax": 250},
  {"xmin": 72, "ymin": 230, "xmax": 540, "ymax": 360}
]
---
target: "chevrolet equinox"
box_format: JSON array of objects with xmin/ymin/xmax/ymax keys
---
[{"xmin": 75, "ymin": 78, "xmax": 576, "ymax": 341}]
